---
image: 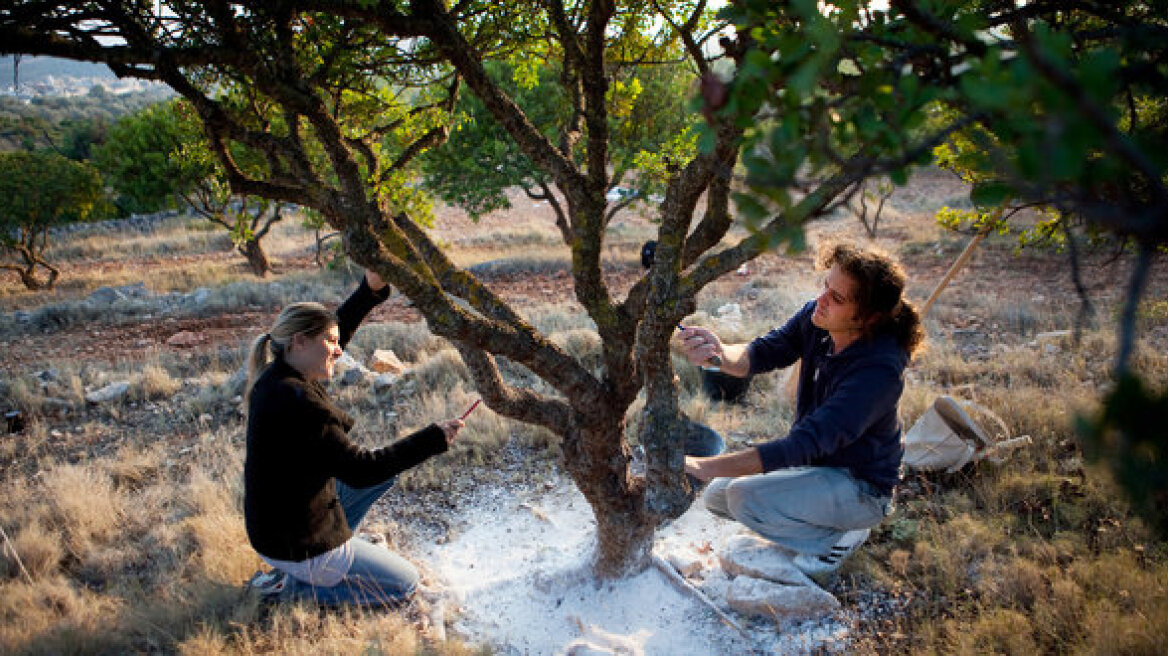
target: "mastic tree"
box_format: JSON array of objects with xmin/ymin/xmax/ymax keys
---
[
  {"xmin": 709, "ymin": 0, "xmax": 1168, "ymax": 535},
  {"xmin": 0, "ymin": 1, "xmax": 914, "ymax": 576},
  {"xmin": 0, "ymin": 150, "xmax": 105, "ymax": 289}
]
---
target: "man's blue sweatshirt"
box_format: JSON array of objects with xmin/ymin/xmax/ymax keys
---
[{"xmin": 747, "ymin": 300, "xmax": 907, "ymax": 495}]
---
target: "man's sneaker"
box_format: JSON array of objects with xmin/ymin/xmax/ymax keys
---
[
  {"xmin": 792, "ymin": 528, "xmax": 870, "ymax": 576},
  {"xmin": 246, "ymin": 569, "xmax": 288, "ymax": 597}
]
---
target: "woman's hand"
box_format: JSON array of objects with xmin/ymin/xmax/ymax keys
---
[
  {"xmin": 365, "ymin": 269, "xmax": 388, "ymax": 292},
  {"xmin": 437, "ymin": 419, "xmax": 464, "ymax": 446}
]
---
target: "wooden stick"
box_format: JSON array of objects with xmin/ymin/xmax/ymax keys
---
[
  {"xmin": 921, "ymin": 206, "xmax": 1004, "ymax": 318},
  {"xmin": 0, "ymin": 522, "xmax": 34, "ymax": 584},
  {"xmin": 651, "ymin": 553, "xmax": 753, "ymax": 642}
]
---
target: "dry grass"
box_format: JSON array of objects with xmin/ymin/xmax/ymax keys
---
[{"xmin": 2, "ymin": 177, "xmax": 1167, "ymax": 654}]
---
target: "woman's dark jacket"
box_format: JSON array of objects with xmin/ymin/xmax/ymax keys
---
[{"xmin": 244, "ymin": 278, "xmax": 447, "ymax": 562}]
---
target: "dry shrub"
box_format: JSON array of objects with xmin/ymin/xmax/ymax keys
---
[
  {"xmin": 169, "ymin": 464, "xmax": 255, "ymax": 587},
  {"xmin": 948, "ymin": 608, "xmax": 1039, "ymax": 655},
  {"xmin": 0, "ymin": 575, "xmax": 128, "ymax": 654},
  {"xmin": 528, "ymin": 306, "xmax": 594, "ymax": 335},
  {"xmin": 4, "ymin": 378, "xmax": 42, "ymax": 414},
  {"xmin": 2, "ymin": 521, "xmax": 62, "ymax": 580},
  {"xmin": 42, "ymin": 464, "xmax": 123, "ymax": 555},
  {"xmin": 49, "ymin": 218, "xmax": 229, "ymax": 263},
  {"xmin": 410, "ymin": 348, "xmax": 471, "ymax": 395},
  {"xmin": 465, "ymin": 253, "xmax": 570, "ymax": 278},
  {"xmin": 247, "ymin": 606, "xmax": 425, "ymax": 656},
  {"xmin": 105, "ymin": 445, "xmax": 165, "ymax": 493},
  {"xmin": 974, "ymin": 557, "xmax": 1047, "ymax": 610},
  {"xmin": 136, "ymin": 362, "xmax": 183, "ymax": 401},
  {"xmin": 1032, "ymin": 577, "xmax": 1088, "ymax": 652},
  {"xmin": 176, "ymin": 625, "xmax": 231, "ymax": 656},
  {"xmin": 353, "ymin": 321, "xmax": 447, "ymax": 363},
  {"xmin": 910, "ymin": 514, "xmax": 1002, "ymax": 595},
  {"xmin": 549, "ymin": 328, "xmax": 603, "ymax": 372},
  {"xmin": 454, "ymin": 226, "xmax": 558, "ymax": 248}
]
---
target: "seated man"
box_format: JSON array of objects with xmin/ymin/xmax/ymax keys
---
[{"xmin": 679, "ymin": 244, "xmax": 924, "ymax": 575}]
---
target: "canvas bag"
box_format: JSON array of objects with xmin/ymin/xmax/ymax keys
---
[{"xmin": 903, "ymin": 396, "xmax": 1026, "ymax": 472}]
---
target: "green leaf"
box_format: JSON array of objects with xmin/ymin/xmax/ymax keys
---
[{"xmin": 969, "ymin": 181, "xmax": 1014, "ymax": 209}]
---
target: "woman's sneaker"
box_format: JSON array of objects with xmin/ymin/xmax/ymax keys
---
[
  {"xmin": 792, "ymin": 528, "xmax": 870, "ymax": 576},
  {"xmin": 246, "ymin": 569, "xmax": 288, "ymax": 598}
]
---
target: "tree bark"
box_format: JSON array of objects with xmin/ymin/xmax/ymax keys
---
[
  {"xmin": 562, "ymin": 413, "xmax": 658, "ymax": 578},
  {"xmin": 240, "ymin": 238, "xmax": 271, "ymax": 277}
]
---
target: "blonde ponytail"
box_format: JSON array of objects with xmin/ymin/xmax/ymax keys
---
[{"xmin": 244, "ymin": 333, "xmax": 273, "ymax": 403}]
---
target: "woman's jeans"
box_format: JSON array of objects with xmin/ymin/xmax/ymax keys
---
[
  {"xmin": 702, "ymin": 466, "xmax": 892, "ymax": 556},
  {"xmin": 282, "ymin": 476, "xmax": 419, "ymax": 607}
]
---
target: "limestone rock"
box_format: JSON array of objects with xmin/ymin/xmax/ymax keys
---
[
  {"xmin": 719, "ymin": 534, "xmax": 814, "ymax": 586},
  {"xmin": 726, "ymin": 575, "xmax": 840, "ymax": 620},
  {"xmin": 86, "ymin": 381, "xmax": 130, "ymax": 404},
  {"xmin": 564, "ymin": 622, "xmax": 649, "ymax": 656},
  {"xmin": 666, "ymin": 552, "xmax": 704, "ymax": 578},
  {"xmin": 87, "ymin": 282, "xmax": 147, "ymax": 305},
  {"xmin": 372, "ymin": 372, "xmax": 399, "ymax": 392},
  {"xmin": 369, "ymin": 349, "xmax": 406, "ymax": 374},
  {"xmin": 338, "ymin": 366, "xmax": 371, "ymax": 387},
  {"xmin": 166, "ymin": 330, "xmax": 204, "ymax": 347}
]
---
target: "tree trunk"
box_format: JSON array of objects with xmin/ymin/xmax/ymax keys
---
[
  {"xmin": 18, "ymin": 268, "xmax": 42, "ymax": 290},
  {"xmin": 562, "ymin": 413, "xmax": 659, "ymax": 578},
  {"xmin": 240, "ymin": 239, "xmax": 271, "ymax": 277}
]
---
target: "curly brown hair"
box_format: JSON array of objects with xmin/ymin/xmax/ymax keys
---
[{"xmin": 818, "ymin": 243, "xmax": 925, "ymax": 357}]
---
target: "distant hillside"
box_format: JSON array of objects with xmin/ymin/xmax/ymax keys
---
[{"xmin": 0, "ymin": 55, "xmax": 115, "ymax": 86}]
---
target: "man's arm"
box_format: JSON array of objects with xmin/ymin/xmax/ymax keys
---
[
  {"xmin": 684, "ymin": 448, "xmax": 763, "ymax": 481},
  {"xmin": 676, "ymin": 326, "xmax": 751, "ymax": 377}
]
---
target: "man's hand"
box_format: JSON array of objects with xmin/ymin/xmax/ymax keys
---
[
  {"xmin": 685, "ymin": 449, "xmax": 764, "ymax": 481},
  {"xmin": 437, "ymin": 419, "xmax": 464, "ymax": 446},
  {"xmin": 684, "ymin": 455, "xmax": 716, "ymax": 482},
  {"xmin": 676, "ymin": 325, "xmax": 752, "ymax": 377},
  {"xmin": 678, "ymin": 326, "xmax": 725, "ymax": 369}
]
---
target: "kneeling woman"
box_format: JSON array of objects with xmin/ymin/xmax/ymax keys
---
[{"xmin": 244, "ymin": 271, "xmax": 462, "ymax": 606}]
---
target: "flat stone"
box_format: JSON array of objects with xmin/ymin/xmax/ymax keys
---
[
  {"xmin": 166, "ymin": 330, "xmax": 204, "ymax": 347},
  {"xmin": 666, "ymin": 552, "xmax": 704, "ymax": 578},
  {"xmin": 338, "ymin": 367, "xmax": 370, "ymax": 386},
  {"xmin": 372, "ymin": 372, "xmax": 398, "ymax": 392},
  {"xmin": 719, "ymin": 534, "xmax": 814, "ymax": 586},
  {"xmin": 85, "ymin": 381, "xmax": 130, "ymax": 404},
  {"xmin": 1035, "ymin": 330, "xmax": 1071, "ymax": 342},
  {"xmin": 726, "ymin": 575, "xmax": 840, "ymax": 620},
  {"xmin": 369, "ymin": 349, "xmax": 406, "ymax": 374}
]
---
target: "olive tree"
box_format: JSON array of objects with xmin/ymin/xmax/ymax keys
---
[
  {"xmin": 96, "ymin": 100, "xmax": 289, "ymax": 276},
  {"xmin": 0, "ymin": 150, "xmax": 105, "ymax": 290}
]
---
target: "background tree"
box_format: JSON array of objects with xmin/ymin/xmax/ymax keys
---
[
  {"xmin": 0, "ymin": 88, "xmax": 168, "ymax": 153},
  {"xmin": 422, "ymin": 58, "xmax": 695, "ymax": 232},
  {"xmin": 710, "ymin": 0, "xmax": 1168, "ymax": 535},
  {"xmin": 1, "ymin": 0, "xmax": 909, "ymax": 576},
  {"xmin": 96, "ymin": 100, "xmax": 291, "ymax": 276},
  {"xmin": 0, "ymin": 150, "xmax": 105, "ymax": 289}
]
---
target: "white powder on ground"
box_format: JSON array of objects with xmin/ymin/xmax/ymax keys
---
[{"xmin": 411, "ymin": 479, "xmax": 853, "ymax": 655}]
